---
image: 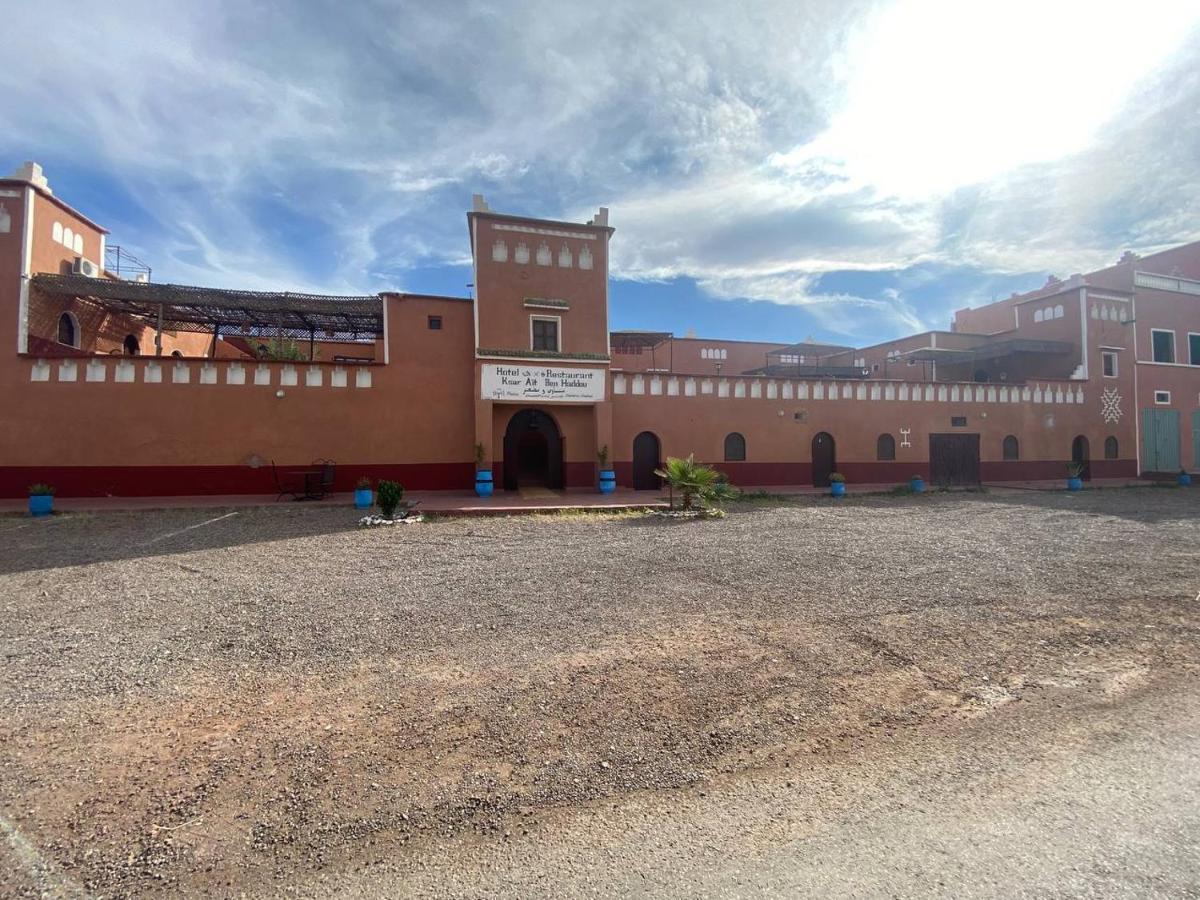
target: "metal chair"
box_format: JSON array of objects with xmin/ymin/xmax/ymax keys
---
[
  {"xmin": 271, "ymin": 460, "xmax": 301, "ymax": 501},
  {"xmin": 310, "ymin": 459, "xmax": 336, "ymax": 500}
]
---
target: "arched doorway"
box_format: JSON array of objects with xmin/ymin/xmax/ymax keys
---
[
  {"xmin": 632, "ymin": 431, "xmax": 661, "ymax": 490},
  {"xmin": 1071, "ymin": 435, "xmax": 1091, "ymax": 481},
  {"xmin": 503, "ymin": 409, "xmax": 563, "ymax": 491},
  {"xmin": 123, "ymin": 334, "xmax": 139, "ymax": 356},
  {"xmin": 812, "ymin": 432, "xmax": 836, "ymax": 487}
]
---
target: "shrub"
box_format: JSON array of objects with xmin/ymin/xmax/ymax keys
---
[
  {"xmin": 1066, "ymin": 461, "xmax": 1084, "ymax": 478},
  {"xmin": 829, "ymin": 472, "xmax": 846, "ymax": 483},
  {"xmin": 474, "ymin": 442, "xmax": 487, "ymax": 470},
  {"xmin": 654, "ymin": 455, "xmax": 738, "ymax": 510},
  {"xmin": 355, "ymin": 476, "xmax": 372, "ymax": 491},
  {"xmin": 28, "ymin": 483, "xmax": 54, "ymax": 496},
  {"xmin": 597, "ymin": 444, "xmax": 610, "ymax": 469},
  {"xmin": 377, "ymin": 480, "xmax": 404, "ymax": 519}
]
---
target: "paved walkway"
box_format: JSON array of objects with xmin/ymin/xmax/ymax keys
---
[{"xmin": 0, "ymin": 477, "xmax": 1155, "ymax": 515}]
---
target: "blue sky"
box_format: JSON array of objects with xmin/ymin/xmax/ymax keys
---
[{"xmin": 4, "ymin": 0, "xmax": 1200, "ymax": 347}]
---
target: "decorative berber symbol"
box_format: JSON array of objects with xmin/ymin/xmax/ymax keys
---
[
  {"xmin": 899, "ymin": 428, "xmax": 912, "ymax": 448},
  {"xmin": 1100, "ymin": 387, "xmax": 1122, "ymax": 424}
]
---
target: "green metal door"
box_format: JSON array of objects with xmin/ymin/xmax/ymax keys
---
[
  {"xmin": 1192, "ymin": 410, "xmax": 1200, "ymax": 473},
  {"xmin": 1141, "ymin": 408, "xmax": 1180, "ymax": 472}
]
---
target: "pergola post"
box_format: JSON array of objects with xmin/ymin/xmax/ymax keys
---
[
  {"xmin": 210, "ymin": 323, "xmax": 219, "ymax": 358},
  {"xmin": 155, "ymin": 302, "xmax": 164, "ymax": 356}
]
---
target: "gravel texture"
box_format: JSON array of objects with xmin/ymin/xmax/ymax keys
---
[{"xmin": 0, "ymin": 487, "xmax": 1198, "ymax": 897}]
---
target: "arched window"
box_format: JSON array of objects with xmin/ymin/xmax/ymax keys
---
[
  {"xmin": 558, "ymin": 245, "xmax": 572, "ymax": 267},
  {"xmin": 1033, "ymin": 309, "xmax": 1044, "ymax": 323},
  {"xmin": 1104, "ymin": 436, "xmax": 1118, "ymax": 459},
  {"xmin": 1053, "ymin": 304, "xmax": 1064, "ymax": 319},
  {"xmin": 63, "ymin": 227, "xmax": 74, "ymax": 250},
  {"xmin": 123, "ymin": 334, "xmax": 139, "ymax": 356},
  {"xmin": 57, "ymin": 312, "xmax": 78, "ymax": 348},
  {"xmin": 73, "ymin": 232, "xmax": 83, "ymax": 254},
  {"xmin": 579, "ymin": 246, "xmax": 593, "ymax": 270},
  {"xmin": 514, "ymin": 242, "xmax": 530, "ymax": 264},
  {"xmin": 171, "ymin": 350, "xmax": 183, "ymax": 358},
  {"xmin": 52, "ymin": 221, "xmax": 63, "ymax": 244},
  {"xmin": 492, "ymin": 240, "xmax": 507, "ymax": 262},
  {"xmin": 535, "ymin": 242, "xmax": 551, "ymax": 266},
  {"xmin": 723, "ymin": 432, "xmax": 746, "ymax": 461},
  {"xmin": 1002, "ymin": 435, "xmax": 1019, "ymax": 460},
  {"xmin": 876, "ymin": 433, "xmax": 895, "ymax": 461}
]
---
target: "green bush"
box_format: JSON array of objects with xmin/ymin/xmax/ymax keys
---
[
  {"xmin": 654, "ymin": 455, "xmax": 739, "ymax": 510},
  {"xmin": 377, "ymin": 480, "xmax": 404, "ymax": 519},
  {"xmin": 27, "ymin": 483, "xmax": 54, "ymax": 496}
]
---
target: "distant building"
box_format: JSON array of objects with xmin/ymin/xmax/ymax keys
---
[{"xmin": 1, "ymin": 161, "xmax": 1195, "ymax": 498}]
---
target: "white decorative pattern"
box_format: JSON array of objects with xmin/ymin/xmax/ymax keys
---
[{"xmin": 1100, "ymin": 387, "xmax": 1122, "ymax": 424}]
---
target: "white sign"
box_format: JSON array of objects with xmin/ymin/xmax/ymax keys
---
[{"xmin": 481, "ymin": 363, "xmax": 605, "ymax": 402}]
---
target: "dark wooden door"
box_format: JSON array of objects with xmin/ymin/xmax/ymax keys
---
[
  {"xmin": 1071, "ymin": 435, "xmax": 1091, "ymax": 481},
  {"xmin": 632, "ymin": 431, "xmax": 661, "ymax": 490},
  {"xmin": 929, "ymin": 433, "xmax": 980, "ymax": 486},
  {"xmin": 812, "ymin": 432, "xmax": 835, "ymax": 487}
]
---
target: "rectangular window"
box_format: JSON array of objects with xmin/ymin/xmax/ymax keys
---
[
  {"xmin": 1102, "ymin": 350, "xmax": 1117, "ymax": 377},
  {"xmin": 427, "ymin": 315, "xmax": 442, "ymax": 330},
  {"xmin": 1189, "ymin": 333, "xmax": 1200, "ymax": 366},
  {"xmin": 1154, "ymin": 390, "xmax": 1171, "ymax": 405},
  {"xmin": 531, "ymin": 316, "xmax": 559, "ymax": 352},
  {"xmin": 950, "ymin": 416, "xmax": 967, "ymax": 427},
  {"xmin": 1151, "ymin": 329, "xmax": 1175, "ymax": 363}
]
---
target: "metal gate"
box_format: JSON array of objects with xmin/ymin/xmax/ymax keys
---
[
  {"xmin": 1141, "ymin": 408, "xmax": 1180, "ymax": 473},
  {"xmin": 929, "ymin": 433, "xmax": 980, "ymax": 486}
]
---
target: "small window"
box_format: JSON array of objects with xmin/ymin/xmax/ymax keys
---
[
  {"xmin": 171, "ymin": 350, "xmax": 183, "ymax": 358},
  {"xmin": 123, "ymin": 334, "xmax": 139, "ymax": 356},
  {"xmin": 579, "ymin": 246, "xmax": 593, "ymax": 270},
  {"xmin": 1102, "ymin": 350, "xmax": 1117, "ymax": 377},
  {"xmin": 950, "ymin": 416, "xmax": 967, "ymax": 427},
  {"xmin": 57, "ymin": 312, "xmax": 78, "ymax": 347},
  {"xmin": 428, "ymin": 315, "xmax": 442, "ymax": 330},
  {"xmin": 531, "ymin": 317, "xmax": 559, "ymax": 352},
  {"xmin": 1033, "ymin": 309, "xmax": 1044, "ymax": 323},
  {"xmin": 876, "ymin": 433, "xmax": 895, "ymax": 461},
  {"xmin": 73, "ymin": 233, "xmax": 83, "ymax": 254},
  {"xmin": 492, "ymin": 240, "xmax": 507, "ymax": 263},
  {"xmin": 52, "ymin": 221, "xmax": 63, "ymax": 244},
  {"xmin": 63, "ymin": 226, "xmax": 74, "ymax": 250},
  {"xmin": 558, "ymin": 245, "xmax": 572, "ymax": 267},
  {"xmin": 535, "ymin": 242, "xmax": 551, "ymax": 266},
  {"xmin": 1189, "ymin": 333, "xmax": 1200, "ymax": 366},
  {"xmin": 1053, "ymin": 304, "xmax": 1064, "ymax": 319},
  {"xmin": 1104, "ymin": 436, "xmax": 1119, "ymax": 459},
  {"xmin": 1154, "ymin": 390, "xmax": 1171, "ymax": 405},
  {"xmin": 724, "ymin": 432, "xmax": 746, "ymax": 461},
  {"xmin": 514, "ymin": 242, "xmax": 530, "ymax": 265},
  {"xmin": 1002, "ymin": 435, "xmax": 1019, "ymax": 460},
  {"xmin": 1151, "ymin": 329, "xmax": 1175, "ymax": 363}
]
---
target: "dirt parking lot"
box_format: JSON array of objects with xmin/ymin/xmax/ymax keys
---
[{"xmin": 1, "ymin": 488, "xmax": 1198, "ymax": 897}]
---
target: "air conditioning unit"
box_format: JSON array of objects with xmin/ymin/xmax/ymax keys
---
[
  {"xmin": 133, "ymin": 272, "xmax": 150, "ymax": 283},
  {"xmin": 72, "ymin": 256, "xmax": 99, "ymax": 278}
]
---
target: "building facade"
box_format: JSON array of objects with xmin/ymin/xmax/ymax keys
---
[{"xmin": 0, "ymin": 161, "xmax": 1196, "ymax": 498}]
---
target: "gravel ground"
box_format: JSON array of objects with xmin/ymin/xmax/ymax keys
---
[{"xmin": 1, "ymin": 488, "xmax": 1198, "ymax": 897}]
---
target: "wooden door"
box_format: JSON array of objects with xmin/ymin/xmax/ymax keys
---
[
  {"xmin": 811, "ymin": 432, "xmax": 835, "ymax": 487},
  {"xmin": 929, "ymin": 433, "xmax": 980, "ymax": 486},
  {"xmin": 632, "ymin": 431, "xmax": 661, "ymax": 490}
]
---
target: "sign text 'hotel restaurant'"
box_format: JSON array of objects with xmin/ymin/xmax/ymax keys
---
[{"xmin": 480, "ymin": 363, "xmax": 605, "ymax": 402}]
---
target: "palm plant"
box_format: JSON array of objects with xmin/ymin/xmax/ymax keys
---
[{"xmin": 654, "ymin": 455, "xmax": 738, "ymax": 510}]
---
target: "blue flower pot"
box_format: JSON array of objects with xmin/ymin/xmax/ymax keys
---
[
  {"xmin": 475, "ymin": 470, "xmax": 494, "ymax": 497},
  {"xmin": 1180, "ymin": 473, "xmax": 1192, "ymax": 487},
  {"xmin": 28, "ymin": 494, "xmax": 53, "ymax": 516},
  {"xmin": 1067, "ymin": 476, "xmax": 1083, "ymax": 491},
  {"xmin": 598, "ymin": 469, "xmax": 616, "ymax": 494},
  {"xmin": 910, "ymin": 477, "xmax": 925, "ymax": 494},
  {"xmin": 830, "ymin": 481, "xmax": 846, "ymax": 498},
  {"xmin": 354, "ymin": 488, "xmax": 373, "ymax": 509}
]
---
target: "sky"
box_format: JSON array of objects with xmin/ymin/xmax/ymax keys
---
[{"xmin": 3, "ymin": 0, "xmax": 1200, "ymax": 347}]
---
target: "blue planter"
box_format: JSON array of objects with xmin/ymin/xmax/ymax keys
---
[
  {"xmin": 830, "ymin": 481, "xmax": 846, "ymax": 498},
  {"xmin": 1067, "ymin": 476, "xmax": 1083, "ymax": 492},
  {"xmin": 910, "ymin": 477, "xmax": 925, "ymax": 494},
  {"xmin": 354, "ymin": 488, "xmax": 373, "ymax": 509},
  {"xmin": 28, "ymin": 494, "xmax": 53, "ymax": 516},
  {"xmin": 475, "ymin": 470, "xmax": 494, "ymax": 497},
  {"xmin": 1180, "ymin": 473, "xmax": 1192, "ymax": 487},
  {"xmin": 598, "ymin": 469, "xmax": 616, "ymax": 494}
]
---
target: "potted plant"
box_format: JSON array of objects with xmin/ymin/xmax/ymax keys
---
[
  {"xmin": 1180, "ymin": 469, "xmax": 1192, "ymax": 487},
  {"xmin": 28, "ymin": 483, "xmax": 54, "ymax": 517},
  {"xmin": 354, "ymin": 477, "xmax": 373, "ymax": 509},
  {"xmin": 597, "ymin": 444, "xmax": 616, "ymax": 494},
  {"xmin": 829, "ymin": 472, "xmax": 846, "ymax": 498},
  {"xmin": 910, "ymin": 473, "xmax": 926, "ymax": 494},
  {"xmin": 1066, "ymin": 461, "xmax": 1084, "ymax": 491},
  {"xmin": 474, "ymin": 442, "xmax": 493, "ymax": 497},
  {"xmin": 377, "ymin": 479, "xmax": 404, "ymax": 520}
]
